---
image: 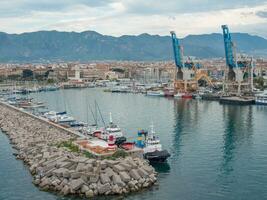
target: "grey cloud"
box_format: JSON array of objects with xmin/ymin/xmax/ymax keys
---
[
  {"xmin": 1, "ymin": 0, "xmax": 266, "ymax": 18},
  {"xmin": 256, "ymin": 10, "xmax": 267, "ymax": 18},
  {"xmin": 0, "ymin": 0, "xmax": 115, "ymax": 17},
  {"xmin": 122, "ymin": 0, "xmax": 267, "ymax": 15}
]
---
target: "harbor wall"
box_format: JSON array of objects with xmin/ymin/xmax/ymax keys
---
[
  {"xmin": 0, "ymin": 101, "xmax": 82, "ymax": 138},
  {"xmin": 0, "ymin": 102, "xmax": 157, "ymax": 197}
]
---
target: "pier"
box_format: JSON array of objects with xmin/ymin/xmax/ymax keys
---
[{"xmin": 0, "ymin": 102, "xmax": 157, "ymax": 197}]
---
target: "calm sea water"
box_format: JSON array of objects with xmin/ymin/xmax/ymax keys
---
[{"xmin": 1, "ymin": 88, "xmax": 267, "ymax": 200}]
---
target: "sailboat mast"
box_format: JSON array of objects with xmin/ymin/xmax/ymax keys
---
[
  {"xmin": 86, "ymin": 95, "xmax": 89, "ymax": 124},
  {"xmin": 95, "ymin": 100, "xmax": 98, "ymax": 127},
  {"xmin": 95, "ymin": 101, "xmax": 106, "ymax": 127},
  {"xmin": 109, "ymin": 112, "xmax": 113, "ymax": 123}
]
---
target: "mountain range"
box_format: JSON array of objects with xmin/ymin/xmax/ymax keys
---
[{"xmin": 0, "ymin": 31, "xmax": 267, "ymax": 63}]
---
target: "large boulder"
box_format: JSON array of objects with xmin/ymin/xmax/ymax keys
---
[
  {"xmin": 98, "ymin": 183, "xmax": 111, "ymax": 195},
  {"xmin": 61, "ymin": 185, "xmax": 70, "ymax": 195},
  {"xmin": 137, "ymin": 168, "xmax": 149, "ymax": 178},
  {"xmin": 129, "ymin": 169, "xmax": 141, "ymax": 180},
  {"xmin": 69, "ymin": 178, "xmax": 84, "ymax": 191},
  {"xmin": 100, "ymin": 173, "xmax": 110, "ymax": 184},
  {"xmin": 119, "ymin": 171, "xmax": 131, "ymax": 183},
  {"xmin": 53, "ymin": 168, "xmax": 68, "ymax": 178},
  {"xmin": 76, "ymin": 163, "xmax": 86, "ymax": 172},
  {"xmin": 119, "ymin": 162, "xmax": 132, "ymax": 171},
  {"xmin": 113, "ymin": 165, "xmax": 125, "ymax": 173},
  {"xmin": 81, "ymin": 184, "xmax": 89, "ymax": 194},
  {"xmin": 70, "ymin": 172, "xmax": 83, "ymax": 179},
  {"xmin": 112, "ymin": 174, "xmax": 125, "ymax": 187},
  {"xmin": 89, "ymin": 175, "xmax": 99, "ymax": 183},
  {"xmin": 85, "ymin": 190, "xmax": 94, "ymax": 197},
  {"xmin": 142, "ymin": 165, "xmax": 154, "ymax": 174},
  {"xmin": 106, "ymin": 160, "xmax": 119, "ymax": 168},
  {"xmin": 105, "ymin": 167, "xmax": 115, "ymax": 178}
]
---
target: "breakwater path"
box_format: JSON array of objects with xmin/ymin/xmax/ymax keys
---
[{"xmin": 0, "ymin": 102, "xmax": 157, "ymax": 198}]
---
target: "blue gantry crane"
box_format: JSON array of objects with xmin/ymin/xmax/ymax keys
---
[
  {"xmin": 170, "ymin": 31, "xmax": 184, "ymax": 69},
  {"xmin": 221, "ymin": 24, "xmax": 254, "ymax": 94},
  {"xmin": 221, "ymin": 25, "xmax": 237, "ymax": 69},
  {"xmin": 170, "ymin": 31, "xmax": 207, "ymax": 91},
  {"xmin": 170, "ymin": 31, "xmax": 200, "ymax": 70},
  {"xmin": 222, "ymin": 25, "xmax": 248, "ymax": 69}
]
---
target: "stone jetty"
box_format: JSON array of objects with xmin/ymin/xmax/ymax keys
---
[{"xmin": 0, "ymin": 103, "xmax": 157, "ymax": 197}]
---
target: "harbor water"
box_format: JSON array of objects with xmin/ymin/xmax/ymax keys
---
[{"xmin": 1, "ymin": 88, "xmax": 267, "ymax": 200}]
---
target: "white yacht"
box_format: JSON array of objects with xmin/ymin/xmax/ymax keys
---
[
  {"xmin": 255, "ymin": 91, "xmax": 267, "ymax": 105},
  {"xmin": 146, "ymin": 90, "xmax": 164, "ymax": 97},
  {"xmin": 174, "ymin": 92, "xmax": 184, "ymax": 99},
  {"xmin": 101, "ymin": 113, "xmax": 123, "ymax": 140},
  {"xmin": 55, "ymin": 115, "xmax": 75, "ymax": 124}
]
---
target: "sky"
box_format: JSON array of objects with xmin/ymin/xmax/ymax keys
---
[{"xmin": 0, "ymin": 0, "xmax": 267, "ymax": 38}]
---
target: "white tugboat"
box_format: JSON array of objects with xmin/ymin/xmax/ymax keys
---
[{"xmin": 138, "ymin": 123, "xmax": 170, "ymax": 162}]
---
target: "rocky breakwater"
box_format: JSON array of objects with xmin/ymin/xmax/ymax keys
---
[{"xmin": 0, "ymin": 104, "xmax": 157, "ymax": 197}]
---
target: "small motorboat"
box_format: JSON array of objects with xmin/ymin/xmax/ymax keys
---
[
  {"xmin": 69, "ymin": 121, "xmax": 87, "ymax": 127},
  {"xmin": 192, "ymin": 93, "xmax": 202, "ymax": 100},
  {"xmin": 174, "ymin": 92, "xmax": 184, "ymax": 99},
  {"xmin": 163, "ymin": 88, "xmax": 174, "ymax": 97},
  {"xmin": 146, "ymin": 90, "xmax": 165, "ymax": 97},
  {"xmin": 182, "ymin": 93, "xmax": 193, "ymax": 99}
]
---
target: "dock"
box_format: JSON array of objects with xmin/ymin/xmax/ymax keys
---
[
  {"xmin": 201, "ymin": 93, "xmax": 221, "ymax": 101},
  {"xmin": 219, "ymin": 96, "xmax": 255, "ymax": 105}
]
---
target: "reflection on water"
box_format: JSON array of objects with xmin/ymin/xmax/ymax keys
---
[
  {"xmin": 151, "ymin": 162, "xmax": 171, "ymax": 173},
  {"xmin": 221, "ymin": 105, "xmax": 254, "ymax": 175},
  {"xmin": 171, "ymin": 100, "xmax": 190, "ymax": 159}
]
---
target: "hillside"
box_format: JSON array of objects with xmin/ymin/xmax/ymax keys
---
[{"xmin": 0, "ymin": 31, "xmax": 266, "ymax": 62}]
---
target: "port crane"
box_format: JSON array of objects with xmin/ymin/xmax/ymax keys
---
[
  {"xmin": 170, "ymin": 31, "xmax": 213, "ymax": 91},
  {"xmin": 221, "ymin": 25, "xmax": 254, "ymax": 95},
  {"xmin": 170, "ymin": 31, "xmax": 195, "ymax": 92}
]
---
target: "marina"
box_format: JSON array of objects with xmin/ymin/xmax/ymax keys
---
[
  {"xmin": 1, "ymin": 88, "xmax": 267, "ymax": 200},
  {"xmin": 0, "ymin": 2, "xmax": 266, "ymax": 198},
  {"xmin": 0, "ymin": 98, "xmax": 157, "ymax": 198}
]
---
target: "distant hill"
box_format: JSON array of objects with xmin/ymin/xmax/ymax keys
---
[{"xmin": 0, "ymin": 31, "xmax": 266, "ymax": 63}]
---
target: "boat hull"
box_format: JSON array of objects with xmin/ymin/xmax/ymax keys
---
[
  {"xmin": 182, "ymin": 94, "xmax": 193, "ymax": 99},
  {"xmin": 255, "ymin": 101, "xmax": 267, "ymax": 105},
  {"xmin": 144, "ymin": 150, "xmax": 170, "ymax": 163}
]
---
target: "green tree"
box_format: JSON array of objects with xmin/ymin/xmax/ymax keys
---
[
  {"xmin": 112, "ymin": 68, "xmax": 125, "ymax": 73},
  {"xmin": 8, "ymin": 74, "xmax": 21, "ymax": 80},
  {"xmin": 254, "ymin": 77, "xmax": 265, "ymax": 90},
  {"xmin": 47, "ymin": 79, "xmax": 55, "ymax": 84},
  {"xmin": 22, "ymin": 69, "xmax": 33, "ymax": 79}
]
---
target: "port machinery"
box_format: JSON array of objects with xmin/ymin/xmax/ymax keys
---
[
  {"xmin": 221, "ymin": 25, "xmax": 254, "ymax": 95},
  {"xmin": 170, "ymin": 31, "xmax": 214, "ymax": 92}
]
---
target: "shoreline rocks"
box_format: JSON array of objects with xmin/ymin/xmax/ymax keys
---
[{"xmin": 0, "ymin": 103, "xmax": 157, "ymax": 197}]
